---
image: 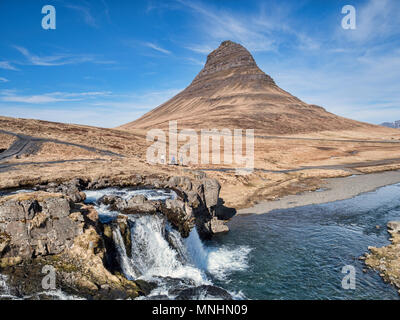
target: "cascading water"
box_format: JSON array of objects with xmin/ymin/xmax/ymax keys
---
[
  {"xmin": 85, "ymin": 188, "xmax": 251, "ymax": 300},
  {"xmin": 0, "ymin": 274, "xmax": 13, "ymax": 299},
  {"xmin": 112, "ymin": 226, "xmax": 138, "ymax": 280}
]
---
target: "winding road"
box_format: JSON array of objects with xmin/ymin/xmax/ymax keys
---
[
  {"xmin": 1, "ymin": 129, "xmax": 400, "ymax": 175},
  {"xmin": 0, "ymin": 129, "xmax": 123, "ymax": 162}
]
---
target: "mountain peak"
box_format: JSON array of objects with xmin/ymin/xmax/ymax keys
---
[
  {"xmin": 120, "ymin": 41, "xmax": 369, "ymax": 135},
  {"xmin": 191, "ymin": 40, "xmax": 274, "ymax": 87}
]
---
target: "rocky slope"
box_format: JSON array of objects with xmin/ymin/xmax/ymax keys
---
[
  {"xmin": 0, "ymin": 174, "xmax": 231, "ymax": 299},
  {"xmin": 120, "ymin": 40, "xmax": 374, "ymax": 134}
]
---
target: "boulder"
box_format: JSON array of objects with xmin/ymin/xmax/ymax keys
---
[
  {"xmin": 387, "ymin": 221, "xmax": 400, "ymax": 234},
  {"xmin": 0, "ymin": 192, "xmax": 84, "ymax": 259},
  {"xmin": 202, "ymin": 178, "xmax": 220, "ymax": 209}
]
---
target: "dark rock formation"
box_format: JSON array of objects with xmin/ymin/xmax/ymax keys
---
[
  {"xmin": 35, "ymin": 173, "xmax": 232, "ymax": 239},
  {"xmin": 0, "ymin": 192, "xmax": 82, "ymax": 259},
  {"xmin": 0, "ymin": 192, "xmax": 143, "ymax": 299}
]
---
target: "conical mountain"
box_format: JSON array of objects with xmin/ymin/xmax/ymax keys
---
[{"xmin": 120, "ymin": 40, "xmax": 372, "ymax": 134}]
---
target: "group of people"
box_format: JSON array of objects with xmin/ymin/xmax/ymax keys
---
[{"xmin": 160, "ymin": 154, "xmax": 184, "ymax": 166}]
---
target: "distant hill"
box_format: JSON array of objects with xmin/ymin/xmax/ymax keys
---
[
  {"xmin": 119, "ymin": 40, "xmax": 375, "ymax": 135},
  {"xmin": 381, "ymin": 121, "xmax": 400, "ymax": 129}
]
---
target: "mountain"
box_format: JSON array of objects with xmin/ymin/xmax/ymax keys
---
[
  {"xmin": 120, "ymin": 40, "xmax": 374, "ymax": 134},
  {"xmin": 381, "ymin": 121, "xmax": 400, "ymax": 129}
]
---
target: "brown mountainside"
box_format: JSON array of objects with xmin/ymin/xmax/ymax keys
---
[{"xmin": 120, "ymin": 40, "xmax": 374, "ymax": 134}]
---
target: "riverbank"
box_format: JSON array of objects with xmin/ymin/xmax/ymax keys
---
[{"xmin": 238, "ymin": 170, "xmax": 400, "ymax": 214}]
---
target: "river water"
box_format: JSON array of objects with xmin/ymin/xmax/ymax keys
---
[{"xmin": 209, "ymin": 183, "xmax": 400, "ymax": 299}]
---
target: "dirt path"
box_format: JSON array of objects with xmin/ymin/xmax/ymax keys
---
[{"xmin": 0, "ymin": 129, "xmax": 123, "ymax": 162}]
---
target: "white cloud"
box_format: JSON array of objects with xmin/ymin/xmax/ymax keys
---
[
  {"xmin": 0, "ymin": 61, "xmax": 18, "ymax": 71},
  {"xmin": 143, "ymin": 42, "xmax": 172, "ymax": 55},
  {"xmin": 350, "ymin": 0, "xmax": 400, "ymax": 43},
  {"xmin": 13, "ymin": 46, "xmax": 115, "ymax": 66},
  {"xmin": 65, "ymin": 3, "xmax": 98, "ymax": 28},
  {"xmin": 0, "ymin": 88, "xmax": 182, "ymax": 127},
  {"xmin": 0, "ymin": 90, "xmax": 111, "ymax": 104},
  {"xmin": 0, "ymin": 77, "xmax": 9, "ymax": 83},
  {"xmin": 0, "ymin": 104, "xmax": 145, "ymax": 128},
  {"xmin": 178, "ymin": 0, "xmax": 320, "ymax": 54},
  {"xmin": 185, "ymin": 44, "xmax": 215, "ymax": 54}
]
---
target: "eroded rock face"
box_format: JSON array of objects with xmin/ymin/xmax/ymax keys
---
[
  {"xmin": 167, "ymin": 176, "xmax": 231, "ymax": 239},
  {"xmin": 0, "ymin": 192, "xmax": 145, "ymax": 299},
  {"xmin": 364, "ymin": 221, "xmax": 400, "ymax": 294},
  {"xmin": 190, "ymin": 40, "xmax": 275, "ymax": 91},
  {"xmin": 43, "ymin": 174, "xmax": 232, "ymax": 239},
  {"xmin": 0, "ymin": 192, "xmax": 83, "ymax": 259},
  {"xmin": 0, "ymin": 173, "xmax": 233, "ymax": 299}
]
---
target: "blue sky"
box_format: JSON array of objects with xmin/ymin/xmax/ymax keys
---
[{"xmin": 0, "ymin": 0, "xmax": 399, "ymax": 128}]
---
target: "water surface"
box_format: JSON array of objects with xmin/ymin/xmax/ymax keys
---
[{"xmin": 209, "ymin": 183, "xmax": 400, "ymax": 299}]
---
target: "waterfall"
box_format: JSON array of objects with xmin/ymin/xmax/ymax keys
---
[
  {"xmin": 112, "ymin": 227, "xmax": 138, "ymax": 280},
  {"xmin": 114, "ymin": 214, "xmax": 207, "ymax": 286},
  {"xmin": 0, "ymin": 274, "xmax": 12, "ymax": 298},
  {"xmin": 185, "ymin": 227, "xmax": 209, "ymax": 270},
  {"xmin": 85, "ymin": 188, "xmax": 251, "ymax": 299}
]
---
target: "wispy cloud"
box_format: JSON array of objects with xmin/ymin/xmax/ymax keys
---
[
  {"xmin": 65, "ymin": 2, "xmax": 98, "ymax": 28},
  {"xmin": 13, "ymin": 46, "xmax": 115, "ymax": 66},
  {"xmin": 143, "ymin": 42, "xmax": 172, "ymax": 55},
  {"xmin": 0, "ymin": 90, "xmax": 111, "ymax": 104},
  {"xmin": 185, "ymin": 44, "xmax": 215, "ymax": 54},
  {"xmin": 0, "ymin": 88, "xmax": 181, "ymax": 127},
  {"xmin": 101, "ymin": 0, "xmax": 111, "ymax": 23},
  {"xmin": 178, "ymin": 0, "xmax": 319, "ymax": 53},
  {"xmin": 178, "ymin": 0, "xmax": 276, "ymax": 52},
  {"xmin": 340, "ymin": 0, "xmax": 400, "ymax": 43},
  {"xmin": 185, "ymin": 57, "xmax": 205, "ymax": 66},
  {"xmin": 0, "ymin": 61, "xmax": 18, "ymax": 71},
  {"xmin": 0, "ymin": 77, "xmax": 9, "ymax": 83}
]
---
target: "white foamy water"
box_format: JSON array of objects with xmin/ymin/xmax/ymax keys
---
[
  {"xmin": 207, "ymin": 246, "xmax": 253, "ymax": 281},
  {"xmin": 85, "ymin": 188, "xmax": 177, "ymax": 203},
  {"xmin": 114, "ymin": 214, "xmax": 250, "ymax": 299},
  {"xmin": 85, "ymin": 188, "xmax": 251, "ymax": 299},
  {"xmin": 0, "ymin": 274, "xmax": 16, "ymax": 300},
  {"xmin": 112, "ymin": 227, "xmax": 138, "ymax": 280}
]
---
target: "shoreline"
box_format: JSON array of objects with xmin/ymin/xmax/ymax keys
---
[{"xmin": 238, "ymin": 170, "xmax": 400, "ymax": 215}]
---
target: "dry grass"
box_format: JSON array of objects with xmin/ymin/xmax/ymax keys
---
[
  {"xmin": 2, "ymin": 116, "xmax": 400, "ymax": 209},
  {"xmin": 30, "ymin": 142, "xmax": 104, "ymax": 162},
  {"xmin": 0, "ymin": 191, "xmax": 63, "ymax": 204},
  {"xmin": 0, "ymin": 133, "xmax": 16, "ymax": 150}
]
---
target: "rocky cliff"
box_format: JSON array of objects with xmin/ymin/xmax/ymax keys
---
[{"xmin": 0, "ymin": 173, "xmax": 231, "ymax": 299}]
